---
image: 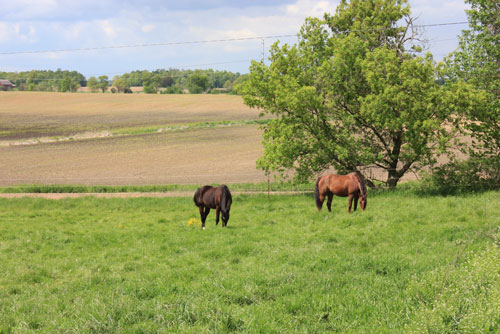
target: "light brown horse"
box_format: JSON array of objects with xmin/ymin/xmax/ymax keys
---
[{"xmin": 314, "ymin": 173, "xmax": 367, "ymax": 213}]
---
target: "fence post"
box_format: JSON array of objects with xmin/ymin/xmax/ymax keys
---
[{"xmin": 267, "ymin": 173, "xmax": 270, "ymax": 200}]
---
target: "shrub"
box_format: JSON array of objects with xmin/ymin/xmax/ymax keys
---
[{"xmin": 423, "ymin": 156, "xmax": 500, "ymax": 194}]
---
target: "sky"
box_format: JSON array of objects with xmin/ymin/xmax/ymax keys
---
[{"xmin": 0, "ymin": 0, "xmax": 470, "ymax": 78}]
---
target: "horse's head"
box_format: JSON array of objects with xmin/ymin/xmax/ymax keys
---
[
  {"xmin": 360, "ymin": 196, "xmax": 367, "ymax": 211},
  {"xmin": 221, "ymin": 209, "xmax": 230, "ymax": 225},
  {"xmin": 219, "ymin": 185, "xmax": 232, "ymax": 226}
]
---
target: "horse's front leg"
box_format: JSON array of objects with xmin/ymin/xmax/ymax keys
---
[
  {"xmin": 326, "ymin": 193, "xmax": 333, "ymax": 212},
  {"xmin": 215, "ymin": 207, "xmax": 220, "ymax": 226},
  {"xmin": 200, "ymin": 206, "xmax": 210, "ymax": 229},
  {"xmin": 353, "ymin": 195, "xmax": 359, "ymax": 211},
  {"xmin": 348, "ymin": 195, "xmax": 353, "ymax": 213},
  {"xmin": 199, "ymin": 206, "xmax": 206, "ymax": 229}
]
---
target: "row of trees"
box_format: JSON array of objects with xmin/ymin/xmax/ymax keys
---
[
  {"xmin": 111, "ymin": 69, "xmax": 245, "ymax": 94},
  {"xmin": 238, "ymin": 0, "xmax": 499, "ymax": 189},
  {"xmin": 0, "ymin": 69, "xmax": 246, "ymax": 94}
]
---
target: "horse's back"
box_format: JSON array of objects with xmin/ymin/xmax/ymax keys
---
[
  {"xmin": 194, "ymin": 184, "xmax": 232, "ymax": 209},
  {"xmin": 194, "ymin": 185, "xmax": 215, "ymax": 208},
  {"xmin": 322, "ymin": 173, "xmax": 360, "ymax": 197}
]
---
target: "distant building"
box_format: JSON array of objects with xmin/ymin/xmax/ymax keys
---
[{"xmin": 0, "ymin": 79, "xmax": 16, "ymax": 90}]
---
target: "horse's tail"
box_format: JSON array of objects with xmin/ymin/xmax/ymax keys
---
[
  {"xmin": 353, "ymin": 172, "xmax": 367, "ymax": 203},
  {"xmin": 220, "ymin": 185, "xmax": 232, "ymax": 211},
  {"xmin": 314, "ymin": 176, "xmax": 323, "ymax": 211}
]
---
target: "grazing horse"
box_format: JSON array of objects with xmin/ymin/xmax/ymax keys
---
[
  {"xmin": 314, "ymin": 173, "xmax": 367, "ymax": 213},
  {"xmin": 193, "ymin": 185, "xmax": 232, "ymax": 229}
]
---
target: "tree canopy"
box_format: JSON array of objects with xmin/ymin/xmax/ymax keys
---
[{"xmin": 239, "ymin": 0, "xmax": 476, "ymax": 187}]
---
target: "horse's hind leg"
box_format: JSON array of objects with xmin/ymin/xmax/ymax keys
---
[
  {"xmin": 327, "ymin": 193, "xmax": 333, "ymax": 212},
  {"xmin": 215, "ymin": 207, "xmax": 220, "ymax": 226}
]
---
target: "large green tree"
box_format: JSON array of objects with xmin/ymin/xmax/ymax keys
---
[
  {"xmin": 447, "ymin": 0, "xmax": 499, "ymax": 180},
  {"xmin": 239, "ymin": 0, "xmax": 474, "ymax": 187},
  {"xmin": 112, "ymin": 75, "xmax": 130, "ymax": 93},
  {"xmin": 187, "ymin": 73, "xmax": 209, "ymax": 94},
  {"xmin": 142, "ymin": 72, "xmax": 162, "ymax": 94}
]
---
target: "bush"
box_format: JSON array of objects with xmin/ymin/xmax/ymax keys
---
[
  {"xmin": 143, "ymin": 84, "xmax": 156, "ymax": 94},
  {"xmin": 423, "ymin": 156, "xmax": 500, "ymax": 194},
  {"xmin": 162, "ymin": 85, "xmax": 183, "ymax": 94}
]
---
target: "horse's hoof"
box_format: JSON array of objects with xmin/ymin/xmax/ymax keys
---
[{"xmin": 202, "ymin": 226, "xmax": 205, "ymax": 230}]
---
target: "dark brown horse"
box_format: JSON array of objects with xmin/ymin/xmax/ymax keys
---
[
  {"xmin": 193, "ymin": 185, "xmax": 232, "ymax": 229},
  {"xmin": 314, "ymin": 173, "xmax": 367, "ymax": 213}
]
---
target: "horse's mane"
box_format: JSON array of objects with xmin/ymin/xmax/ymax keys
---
[
  {"xmin": 220, "ymin": 184, "xmax": 232, "ymax": 211},
  {"xmin": 353, "ymin": 173, "xmax": 367, "ymax": 200}
]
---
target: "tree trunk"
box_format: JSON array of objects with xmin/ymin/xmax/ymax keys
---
[
  {"xmin": 387, "ymin": 169, "xmax": 400, "ymax": 188},
  {"xmin": 387, "ymin": 133, "xmax": 402, "ymax": 188}
]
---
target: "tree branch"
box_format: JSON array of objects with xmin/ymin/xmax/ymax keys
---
[{"xmin": 339, "ymin": 101, "xmax": 393, "ymax": 157}]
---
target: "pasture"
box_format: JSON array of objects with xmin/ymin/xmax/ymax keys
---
[{"xmin": 1, "ymin": 190, "xmax": 499, "ymax": 333}]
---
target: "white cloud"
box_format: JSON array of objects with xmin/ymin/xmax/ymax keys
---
[
  {"xmin": 163, "ymin": 0, "xmax": 338, "ymax": 45},
  {"xmin": 64, "ymin": 22, "xmax": 85, "ymax": 40},
  {"xmin": 287, "ymin": 0, "xmax": 335, "ymax": 17},
  {"xmin": 12, "ymin": 23, "xmax": 38, "ymax": 43},
  {"xmin": 410, "ymin": 0, "xmax": 469, "ymax": 21},
  {"xmin": 1, "ymin": 0, "xmax": 59, "ymax": 20},
  {"xmin": 0, "ymin": 22, "xmax": 9, "ymax": 42},
  {"xmin": 98, "ymin": 20, "xmax": 119, "ymax": 39},
  {"xmin": 141, "ymin": 24, "xmax": 155, "ymax": 33}
]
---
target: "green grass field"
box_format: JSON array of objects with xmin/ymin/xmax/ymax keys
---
[{"xmin": 1, "ymin": 190, "xmax": 499, "ymax": 333}]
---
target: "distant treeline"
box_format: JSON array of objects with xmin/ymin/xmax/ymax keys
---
[
  {"xmin": 0, "ymin": 69, "xmax": 86, "ymax": 92},
  {"xmin": 0, "ymin": 68, "xmax": 248, "ymax": 94}
]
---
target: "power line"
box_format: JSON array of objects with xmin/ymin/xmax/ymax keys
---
[
  {"xmin": 0, "ymin": 34, "xmax": 297, "ymax": 56},
  {"xmin": 0, "ymin": 21, "xmax": 469, "ymax": 56},
  {"xmin": 428, "ymin": 37, "xmax": 460, "ymax": 42},
  {"xmin": 419, "ymin": 22, "xmax": 468, "ymax": 27}
]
